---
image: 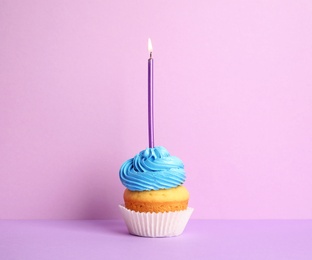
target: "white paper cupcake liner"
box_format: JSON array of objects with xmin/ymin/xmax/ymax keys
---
[{"xmin": 119, "ymin": 205, "xmax": 194, "ymax": 237}]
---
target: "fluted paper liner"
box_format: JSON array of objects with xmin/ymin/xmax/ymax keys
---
[{"xmin": 119, "ymin": 205, "xmax": 194, "ymax": 237}]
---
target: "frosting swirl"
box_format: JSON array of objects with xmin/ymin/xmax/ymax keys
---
[{"xmin": 119, "ymin": 146, "xmax": 186, "ymax": 191}]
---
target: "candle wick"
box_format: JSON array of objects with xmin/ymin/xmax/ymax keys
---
[{"xmin": 149, "ymin": 52, "xmax": 152, "ymax": 59}]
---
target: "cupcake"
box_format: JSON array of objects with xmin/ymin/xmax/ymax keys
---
[{"xmin": 119, "ymin": 146, "xmax": 193, "ymax": 237}]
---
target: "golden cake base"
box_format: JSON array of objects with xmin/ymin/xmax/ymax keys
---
[{"xmin": 123, "ymin": 185, "xmax": 190, "ymax": 213}]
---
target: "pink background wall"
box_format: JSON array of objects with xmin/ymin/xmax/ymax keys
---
[{"xmin": 1, "ymin": 0, "xmax": 312, "ymax": 220}]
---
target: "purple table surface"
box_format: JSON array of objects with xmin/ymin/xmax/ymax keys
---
[{"xmin": 1, "ymin": 220, "xmax": 312, "ymax": 260}]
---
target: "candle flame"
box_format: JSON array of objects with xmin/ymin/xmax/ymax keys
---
[{"xmin": 148, "ymin": 38, "xmax": 153, "ymax": 53}]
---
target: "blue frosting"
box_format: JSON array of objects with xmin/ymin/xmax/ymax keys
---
[{"xmin": 119, "ymin": 146, "xmax": 186, "ymax": 191}]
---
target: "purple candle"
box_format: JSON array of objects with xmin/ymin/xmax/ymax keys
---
[{"xmin": 148, "ymin": 38, "xmax": 154, "ymax": 148}]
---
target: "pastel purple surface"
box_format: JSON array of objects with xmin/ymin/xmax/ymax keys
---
[{"xmin": 1, "ymin": 220, "xmax": 312, "ymax": 260}]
